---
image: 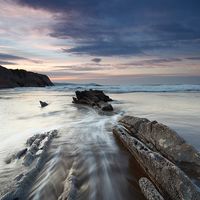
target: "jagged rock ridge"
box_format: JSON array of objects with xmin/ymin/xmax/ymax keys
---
[{"xmin": 113, "ymin": 116, "xmax": 200, "ymax": 200}]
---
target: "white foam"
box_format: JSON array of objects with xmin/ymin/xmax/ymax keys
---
[{"xmin": 52, "ymin": 84, "xmax": 200, "ymax": 93}]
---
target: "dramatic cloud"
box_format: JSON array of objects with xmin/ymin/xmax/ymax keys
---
[
  {"xmin": 114, "ymin": 58, "xmax": 184, "ymax": 69},
  {"xmin": 91, "ymin": 58, "xmax": 101, "ymax": 63},
  {"xmin": 0, "ymin": 0, "xmax": 199, "ymax": 83},
  {"xmin": 63, "ymin": 42, "xmax": 142, "ymax": 56},
  {"xmin": 15, "ymin": 0, "xmax": 200, "ymax": 57}
]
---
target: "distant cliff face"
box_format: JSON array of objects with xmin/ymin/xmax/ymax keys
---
[{"xmin": 0, "ymin": 66, "xmax": 54, "ymax": 89}]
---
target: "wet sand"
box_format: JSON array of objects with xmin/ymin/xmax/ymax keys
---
[{"xmin": 0, "ymin": 88, "xmax": 199, "ymax": 199}]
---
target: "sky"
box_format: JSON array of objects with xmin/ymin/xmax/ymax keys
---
[{"xmin": 0, "ymin": 0, "xmax": 200, "ymax": 84}]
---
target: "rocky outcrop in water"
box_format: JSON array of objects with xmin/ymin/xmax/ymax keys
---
[
  {"xmin": 118, "ymin": 116, "xmax": 200, "ymax": 177},
  {"xmin": 0, "ymin": 65, "xmax": 54, "ymax": 89},
  {"xmin": 5, "ymin": 148, "xmax": 27, "ymax": 164},
  {"xmin": 40, "ymin": 101, "xmax": 48, "ymax": 108},
  {"xmin": 72, "ymin": 90, "xmax": 113, "ymax": 112},
  {"xmin": 1, "ymin": 130, "xmax": 58, "ymax": 200},
  {"xmin": 113, "ymin": 116, "xmax": 200, "ymax": 200}
]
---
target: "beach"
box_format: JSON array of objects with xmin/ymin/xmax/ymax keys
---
[{"xmin": 0, "ymin": 84, "xmax": 200, "ymax": 199}]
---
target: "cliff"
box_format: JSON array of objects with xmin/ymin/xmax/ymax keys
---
[{"xmin": 0, "ymin": 65, "xmax": 54, "ymax": 89}]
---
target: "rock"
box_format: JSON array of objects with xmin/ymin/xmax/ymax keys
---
[
  {"xmin": 4, "ymin": 131, "xmax": 57, "ymax": 166},
  {"xmin": 119, "ymin": 116, "xmax": 150, "ymax": 136},
  {"xmin": 4, "ymin": 156, "xmax": 13, "ymax": 164},
  {"xmin": 139, "ymin": 177, "xmax": 164, "ymax": 200},
  {"xmin": 14, "ymin": 174, "xmax": 24, "ymax": 182},
  {"xmin": 26, "ymin": 134, "xmax": 39, "ymax": 146},
  {"xmin": 39, "ymin": 101, "xmax": 48, "ymax": 108},
  {"xmin": 5, "ymin": 148, "xmax": 27, "ymax": 164},
  {"xmin": 113, "ymin": 125, "xmax": 200, "ymax": 200},
  {"xmin": 1, "ymin": 130, "xmax": 58, "ymax": 200},
  {"xmin": 100, "ymin": 102, "xmax": 113, "ymax": 111},
  {"xmin": 23, "ymin": 134, "xmax": 45, "ymax": 166},
  {"xmin": 15, "ymin": 148, "xmax": 27, "ymax": 159},
  {"xmin": 23, "ymin": 152, "xmax": 35, "ymax": 166},
  {"xmin": 0, "ymin": 65, "xmax": 54, "ymax": 89},
  {"xmin": 58, "ymin": 167, "xmax": 77, "ymax": 200},
  {"xmin": 72, "ymin": 90, "xmax": 113, "ymax": 112},
  {"xmin": 22, "ymin": 130, "xmax": 58, "ymax": 166},
  {"xmin": 118, "ymin": 115, "xmax": 200, "ymax": 177},
  {"xmin": 26, "ymin": 133, "xmax": 46, "ymax": 146},
  {"xmin": 29, "ymin": 144, "xmax": 39, "ymax": 155}
]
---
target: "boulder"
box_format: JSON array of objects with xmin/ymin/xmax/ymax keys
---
[
  {"xmin": 0, "ymin": 65, "xmax": 54, "ymax": 89},
  {"xmin": 72, "ymin": 90, "xmax": 113, "ymax": 112},
  {"xmin": 39, "ymin": 101, "xmax": 48, "ymax": 108},
  {"xmin": 4, "ymin": 148, "xmax": 27, "ymax": 164},
  {"xmin": 16, "ymin": 148, "xmax": 27, "ymax": 159}
]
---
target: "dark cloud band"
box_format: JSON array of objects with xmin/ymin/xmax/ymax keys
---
[{"xmin": 15, "ymin": 0, "xmax": 200, "ymax": 57}]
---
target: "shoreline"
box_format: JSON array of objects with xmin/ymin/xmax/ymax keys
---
[
  {"xmin": 72, "ymin": 90, "xmax": 200, "ymax": 199},
  {"xmin": 0, "ymin": 89, "xmax": 199, "ymax": 199}
]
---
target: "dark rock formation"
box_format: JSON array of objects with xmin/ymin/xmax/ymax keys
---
[
  {"xmin": 118, "ymin": 116, "xmax": 200, "ymax": 177},
  {"xmin": 4, "ymin": 148, "xmax": 27, "ymax": 164},
  {"xmin": 39, "ymin": 101, "xmax": 48, "ymax": 108},
  {"xmin": 0, "ymin": 65, "xmax": 54, "ymax": 89},
  {"xmin": 15, "ymin": 148, "xmax": 27, "ymax": 159},
  {"xmin": 72, "ymin": 90, "xmax": 113, "ymax": 112},
  {"xmin": 23, "ymin": 131, "xmax": 57, "ymax": 166},
  {"xmin": 113, "ymin": 125, "xmax": 200, "ymax": 200},
  {"xmin": 1, "ymin": 130, "xmax": 58, "ymax": 200}
]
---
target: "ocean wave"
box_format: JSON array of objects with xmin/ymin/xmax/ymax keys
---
[{"xmin": 53, "ymin": 84, "xmax": 200, "ymax": 93}]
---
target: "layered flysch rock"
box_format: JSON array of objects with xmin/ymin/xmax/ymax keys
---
[
  {"xmin": 0, "ymin": 65, "xmax": 54, "ymax": 89},
  {"xmin": 113, "ymin": 116, "xmax": 200, "ymax": 200},
  {"xmin": 118, "ymin": 116, "xmax": 200, "ymax": 177},
  {"xmin": 1, "ymin": 130, "xmax": 58, "ymax": 200},
  {"xmin": 72, "ymin": 90, "xmax": 113, "ymax": 112},
  {"xmin": 58, "ymin": 163, "xmax": 78, "ymax": 200}
]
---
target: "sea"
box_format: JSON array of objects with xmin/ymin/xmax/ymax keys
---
[{"xmin": 0, "ymin": 84, "xmax": 200, "ymax": 199}]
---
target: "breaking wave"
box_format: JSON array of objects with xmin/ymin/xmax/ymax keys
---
[{"xmin": 52, "ymin": 84, "xmax": 200, "ymax": 93}]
